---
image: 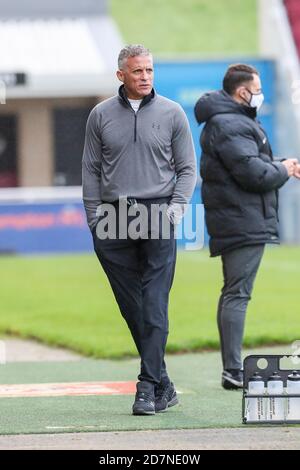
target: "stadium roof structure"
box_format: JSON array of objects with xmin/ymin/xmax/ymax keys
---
[{"xmin": 0, "ymin": 0, "xmax": 123, "ymax": 98}]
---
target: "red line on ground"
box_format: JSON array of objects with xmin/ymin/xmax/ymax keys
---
[{"xmin": 0, "ymin": 381, "xmax": 137, "ymax": 398}]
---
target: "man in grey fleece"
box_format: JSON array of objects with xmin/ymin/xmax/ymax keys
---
[{"xmin": 82, "ymin": 44, "xmax": 196, "ymax": 415}]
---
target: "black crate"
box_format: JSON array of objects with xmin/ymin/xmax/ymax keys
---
[{"xmin": 243, "ymin": 355, "xmax": 300, "ymax": 424}]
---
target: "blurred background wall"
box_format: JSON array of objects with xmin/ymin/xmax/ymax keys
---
[{"xmin": 0, "ymin": 0, "xmax": 300, "ymax": 252}]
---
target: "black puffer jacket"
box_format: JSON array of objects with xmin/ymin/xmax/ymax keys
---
[{"xmin": 194, "ymin": 90, "xmax": 289, "ymax": 257}]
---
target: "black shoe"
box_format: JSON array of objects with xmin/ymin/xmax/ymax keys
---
[
  {"xmin": 155, "ymin": 381, "xmax": 179, "ymax": 413},
  {"xmin": 222, "ymin": 369, "xmax": 243, "ymax": 390},
  {"xmin": 132, "ymin": 381, "xmax": 155, "ymax": 415}
]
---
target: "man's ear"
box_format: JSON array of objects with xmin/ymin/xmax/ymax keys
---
[
  {"xmin": 116, "ymin": 70, "xmax": 124, "ymax": 83},
  {"xmin": 235, "ymin": 86, "xmax": 245, "ymax": 102}
]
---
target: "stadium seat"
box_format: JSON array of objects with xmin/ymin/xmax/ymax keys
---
[{"xmin": 284, "ymin": 0, "xmax": 300, "ymax": 56}]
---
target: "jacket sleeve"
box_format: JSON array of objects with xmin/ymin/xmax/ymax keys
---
[
  {"xmin": 82, "ymin": 107, "xmax": 102, "ymax": 231},
  {"xmin": 170, "ymin": 105, "xmax": 197, "ymax": 208},
  {"xmin": 214, "ymin": 125, "xmax": 289, "ymax": 193}
]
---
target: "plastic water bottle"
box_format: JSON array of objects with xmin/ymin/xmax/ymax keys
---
[
  {"xmin": 267, "ymin": 371, "xmax": 284, "ymax": 421},
  {"xmin": 247, "ymin": 372, "xmax": 265, "ymax": 422},
  {"xmin": 286, "ymin": 370, "xmax": 300, "ymax": 421}
]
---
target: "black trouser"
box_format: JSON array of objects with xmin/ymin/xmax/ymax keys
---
[
  {"xmin": 217, "ymin": 244, "xmax": 265, "ymax": 371},
  {"xmin": 92, "ymin": 198, "xmax": 177, "ymax": 385}
]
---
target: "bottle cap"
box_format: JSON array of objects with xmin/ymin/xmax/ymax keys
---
[
  {"xmin": 287, "ymin": 370, "xmax": 300, "ymax": 381},
  {"xmin": 249, "ymin": 372, "xmax": 264, "ymax": 382},
  {"xmin": 268, "ymin": 371, "xmax": 282, "ymax": 381}
]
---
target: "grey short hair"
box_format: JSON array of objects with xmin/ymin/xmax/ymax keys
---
[{"xmin": 118, "ymin": 44, "xmax": 152, "ymax": 70}]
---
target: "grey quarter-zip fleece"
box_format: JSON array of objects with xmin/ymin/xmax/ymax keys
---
[{"xmin": 82, "ymin": 86, "xmax": 197, "ymax": 230}]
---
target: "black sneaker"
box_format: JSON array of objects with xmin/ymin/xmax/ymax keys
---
[
  {"xmin": 132, "ymin": 381, "xmax": 155, "ymax": 415},
  {"xmin": 155, "ymin": 381, "xmax": 179, "ymax": 413},
  {"xmin": 222, "ymin": 369, "xmax": 243, "ymax": 390}
]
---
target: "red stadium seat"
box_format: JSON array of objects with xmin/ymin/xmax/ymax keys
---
[
  {"xmin": 289, "ymin": 16, "xmax": 300, "ymax": 28},
  {"xmin": 285, "ymin": 0, "xmax": 300, "ymax": 8},
  {"xmin": 285, "ymin": 0, "xmax": 300, "ymax": 19},
  {"xmin": 288, "ymin": 6, "xmax": 300, "ymax": 18},
  {"xmin": 284, "ymin": 0, "xmax": 300, "ymax": 56}
]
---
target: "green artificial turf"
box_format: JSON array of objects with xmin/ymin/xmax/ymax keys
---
[
  {"xmin": 110, "ymin": 0, "xmax": 258, "ymax": 55},
  {"xmin": 0, "ymin": 346, "xmax": 292, "ymax": 435},
  {"xmin": 0, "ymin": 246, "xmax": 299, "ymax": 358}
]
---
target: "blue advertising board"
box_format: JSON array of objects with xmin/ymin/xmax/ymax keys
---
[
  {"xmin": 0, "ymin": 200, "xmax": 93, "ymax": 254},
  {"xmin": 154, "ymin": 59, "xmax": 276, "ymax": 169}
]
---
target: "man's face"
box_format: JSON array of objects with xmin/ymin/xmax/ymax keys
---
[
  {"xmin": 237, "ymin": 73, "xmax": 262, "ymax": 104},
  {"xmin": 117, "ymin": 55, "xmax": 154, "ymax": 100}
]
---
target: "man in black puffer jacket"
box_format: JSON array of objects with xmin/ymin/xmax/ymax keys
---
[{"xmin": 194, "ymin": 63, "xmax": 298, "ymax": 390}]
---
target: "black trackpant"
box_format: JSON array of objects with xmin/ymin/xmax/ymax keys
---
[
  {"xmin": 92, "ymin": 198, "xmax": 177, "ymax": 385},
  {"xmin": 217, "ymin": 244, "xmax": 265, "ymax": 371}
]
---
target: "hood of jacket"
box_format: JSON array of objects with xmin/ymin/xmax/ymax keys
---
[{"xmin": 194, "ymin": 89, "xmax": 257, "ymax": 124}]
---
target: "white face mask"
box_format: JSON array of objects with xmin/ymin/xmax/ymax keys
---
[{"xmin": 247, "ymin": 89, "xmax": 264, "ymax": 111}]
